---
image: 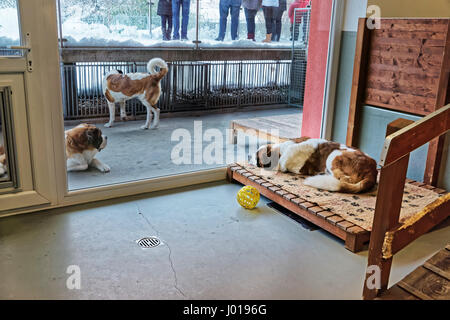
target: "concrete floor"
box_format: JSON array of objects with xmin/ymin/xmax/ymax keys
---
[
  {"xmin": 66, "ymin": 107, "xmax": 301, "ymax": 190},
  {"xmin": 0, "ymin": 181, "xmax": 449, "ymax": 299}
]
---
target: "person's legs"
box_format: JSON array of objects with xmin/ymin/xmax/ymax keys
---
[
  {"xmin": 217, "ymin": 0, "xmax": 229, "ymax": 41},
  {"xmin": 263, "ymin": 6, "xmax": 273, "ymax": 35},
  {"xmin": 172, "ymin": 0, "xmax": 181, "ymax": 40},
  {"xmin": 161, "ymin": 15, "xmax": 168, "ymax": 40},
  {"xmin": 230, "ymin": 4, "xmax": 240, "ymax": 40},
  {"xmin": 181, "ymin": 0, "xmax": 190, "ymax": 39},
  {"xmin": 167, "ymin": 15, "xmax": 173, "ymax": 40},
  {"xmin": 244, "ymin": 8, "xmax": 256, "ymax": 40},
  {"xmin": 274, "ymin": 8, "xmax": 284, "ymax": 41},
  {"xmin": 262, "ymin": 6, "xmax": 273, "ymax": 42}
]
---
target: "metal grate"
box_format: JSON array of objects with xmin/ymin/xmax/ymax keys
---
[
  {"xmin": 60, "ymin": 60, "xmax": 292, "ymax": 120},
  {"xmin": 137, "ymin": 237, "xmax": 161, "ymax": 248},
  {"xmin": 288, "ymin": 6, "xmax": 311, "ymax": 108}
]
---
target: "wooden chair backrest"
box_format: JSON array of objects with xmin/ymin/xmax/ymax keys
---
[{"xmin": 347, "ymin": 18, "xmax": 450, "ymax": 185}]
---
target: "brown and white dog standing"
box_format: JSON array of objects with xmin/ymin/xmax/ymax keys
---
[
  {"xmin": 0, "ymin": 145, "xmax": 7, "ymax": 177},
  {"xmin": 102, "ymin": 58, "xmax": 168, "ymax": 129},
  {"xmin": 65, "ymin": 124, "xmax": 110, "ymax": 172},
  {"xmin": 250, "ymin": 138, "xmax": 378, "ymax": 193}
]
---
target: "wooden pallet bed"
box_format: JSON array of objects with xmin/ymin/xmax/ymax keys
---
[{"xmin": 227, "ymin": 164, "xmax": 448, "ymax": 253}]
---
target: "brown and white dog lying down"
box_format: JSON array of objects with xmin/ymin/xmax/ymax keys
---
[
  {"xmin": 102, "ymin": 58, "xmax": 168, "ymax": 129},
  {"xmin": 0, "ymin": 145, "xmax": 7, "ymax": 177},
  {"xmin": 65, "ymin": 124, "xmax": 110, "ymax": 173},
  {"xmin": 250, "ymin": 138, "xmax": 378, "ymax": 193}
]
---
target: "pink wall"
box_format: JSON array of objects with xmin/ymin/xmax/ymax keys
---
[{"xmin": 301, "ymin": 0, "xmax": 333, "ymax": 138}]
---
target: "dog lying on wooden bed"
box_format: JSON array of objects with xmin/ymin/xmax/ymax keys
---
[{"xmin": 249, "ymin": 138, "xmax": 378, "ymax": 193}]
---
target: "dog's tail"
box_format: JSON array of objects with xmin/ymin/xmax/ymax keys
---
[
  {"xmin": 303, "ymin": 174, "xmax": 376, "ymax": 193},
  {"xmin": 147, "ymin": 58, "xmax": 168, "ymax": 80}
]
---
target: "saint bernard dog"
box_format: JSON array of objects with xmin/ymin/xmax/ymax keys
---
[
  {"xmin": 0, "ymin": 145, "xmax": 7, "ymax": 177},
  {"xmin": 65, "ymin": 124, "xmax": 110, "ymax": 173},
  {"xmin": 102, "ymin": 57, "xmax": 168, "ymax": 129},
  {"xmin": 250, "ymin": 138, "xmax": 378, "ymax": 193}
]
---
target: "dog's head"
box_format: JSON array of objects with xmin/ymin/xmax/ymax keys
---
[
  {"xmin": 66, "ymin": 124, "xmax": 107, "ymax": 153},
  {"xmin": 249, "ymin": 143, "xmax": 281, "ymax": 169}
]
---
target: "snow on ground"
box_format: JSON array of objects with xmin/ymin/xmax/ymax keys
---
[
  {"xmin": 0, "ymin": 7, "xmax": 20, "ymax": 46},
  {"xmin": 0, "ymin": 5, "xmax": 294, "ymax": 49}
]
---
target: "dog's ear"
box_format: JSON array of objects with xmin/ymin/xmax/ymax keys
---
[
  {"xmin": 85, "ymin": 127, "xmax": 102, "ymax": 149},
  {"xmin": 266, "ymin": 144, "xmax": 272, "ymax": 157}
]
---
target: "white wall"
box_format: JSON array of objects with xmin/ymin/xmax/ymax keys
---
[{"xmin": 342, "ymin": 0, "xmax": 367, "ymax": 32}]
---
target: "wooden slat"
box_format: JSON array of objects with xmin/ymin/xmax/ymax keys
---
[
  {"xmin": 346, "ymin": 18, "xmax": 371, "ymax": 147},
  {"xmin": 363, "ymin": 155, "xmax": 410, "ymax": 300},
  {"xmin": 398, "ymin": 266, "xmax": 450, "ymax": 300},
  {"xmin": 378, "ymin": 19, "xmax": 449, "ymax": 33},
  {"xmin": 380, "ymin": 104, "xmax": 450, "ymax": 166},
  {"xmin": 365, "ymin": 88, "xmax": 436, "ymax": 115},
  {"xmin": 326, "ymin": 215, "xmax": 345, "ymax": 225},
  {"xmin": 337, "ymin": 220, "xmax": 355, "ymax": 231},
  {"xmin": 386, "ymin": 198, "xmax": 450, "ymax": 257}
]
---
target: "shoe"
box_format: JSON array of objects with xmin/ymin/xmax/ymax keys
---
[
  {"xmin": 181, "ymin": 36, "xmax": 189, "ymax": 41},
  {"xmin": 247, "ymin": 33, "xmax": 255, "ymax": 41},
  {"xmin": 215, "ymin": 37, "xmax": 224, "ymax": 41},
  {"xmin": 262, "ymin": 33, "xmax": 272, "ymax": 43},
  {"xmin": 173, "ymin": 35, "xmax": 180, "ymax": 40}
]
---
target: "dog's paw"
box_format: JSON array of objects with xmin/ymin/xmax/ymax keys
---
[
  {"xmin": 104, "ymin": 122, "xmax": 113, "ymax": 128},
  {"xmin": 98, "ymin": 164, "xmax": 111, "ymax": 173},
  {"xmin": 140, "ymin": 125, "xmax": 149, "ymax": 130}
]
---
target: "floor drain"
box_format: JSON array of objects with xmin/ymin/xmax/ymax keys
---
[{"xmin": 137, "ymin": 237, "xmax": 161, "ymax": 248}]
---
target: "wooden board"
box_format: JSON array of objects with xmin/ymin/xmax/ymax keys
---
[
  {"xmin": 229, "ymin": 114, "xmax": 302, "ymax": 144},
  {"xmin": 378, "ymin": 245, "xmax": 450, "ymax": 300},
  {"xmin": 365, "ymin": 19, "xmax": 449, "ymax": 115},
  {"xmin": 228, "ymin": 164, "xmax": 370, "ymax": 253},
  {"xmin": 347, "ymin": 18, "xmax": 450, "ymax": 186}
]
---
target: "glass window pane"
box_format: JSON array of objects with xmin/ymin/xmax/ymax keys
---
[
  {"xmin": 0, "ymin": 87, "xmax": 18, "ymax": 189},
  {"xmin": 0, "ymin": 0, "xmax": 21, "ymax": 56}
]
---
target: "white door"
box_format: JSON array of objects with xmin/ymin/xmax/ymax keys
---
[{"xmin": 0, "ymin": 0, "xmax": 62, "ymax": 214}]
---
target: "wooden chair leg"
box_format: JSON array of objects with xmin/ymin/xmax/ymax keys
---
[{"xmin": 362, "ymin": 155, "xmax": 409, "ymax": 299}]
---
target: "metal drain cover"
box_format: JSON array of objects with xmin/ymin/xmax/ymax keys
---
[{"xmin": 137, "ymin": 237, "xmax": 161, "ymax": 248}]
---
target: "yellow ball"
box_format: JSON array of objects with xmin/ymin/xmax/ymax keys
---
[{"xmin": 237, "ymin": 185, "xmax": 260, "ymax": 209}]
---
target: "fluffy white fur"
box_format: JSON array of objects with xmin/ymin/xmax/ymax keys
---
[{"xmin": 279, "ymin": 139, "xmax": 328, "ymax": 173}]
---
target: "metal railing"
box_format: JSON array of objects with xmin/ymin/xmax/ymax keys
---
[{"xmin": 61, "ymin": 60, "xmax": 292, "ymax": 120}]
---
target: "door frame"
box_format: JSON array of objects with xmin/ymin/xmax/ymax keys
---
[{"xmin": 1, "ymin": 0, "xmax": 342, "ymax": 217}]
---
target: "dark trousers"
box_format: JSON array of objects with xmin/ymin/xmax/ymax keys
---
[
  {"xmin": 160, "ymin": 15, "xmax": 173, "ymax": 40},
  {"xmin": 244, "ymin": 8, "xmax": 257, "ymax": 35},
  {"xmin": 262, "ymin": 6, "xmax": 275, "ymax": 35},
  {"xmin": 271, "ymin": 7, "xmax": 285, "ymax": 41}
]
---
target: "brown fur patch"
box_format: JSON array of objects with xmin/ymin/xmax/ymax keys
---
[
  {"xmin": 331, "ymin": 150, "xmax": 378, "ymax": 193},
  {"xmin": 106, "ymin": 67, "xmax": 168, "ymax": 106},
  {"xmin": 65, "ymin": 124, "xmax": 101, "ymax": 158},
  {"xmin": 300, "ymin": 142, "xmax": 341, "ymax": 175},
  {"xmin": 104, "ymin": 89, "xmax": 115, "ymax": 103}
]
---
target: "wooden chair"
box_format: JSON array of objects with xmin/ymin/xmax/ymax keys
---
[{"xmin": 362, "ymin": 104, "xmax": 450, "ymax": 299}]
